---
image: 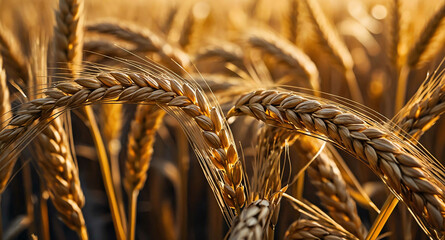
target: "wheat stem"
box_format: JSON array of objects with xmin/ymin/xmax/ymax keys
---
[
  {"xmin": 127, "ymin": 190, "xmax": 138, "ymax": 240},
  {"xmin": 84, "ymin": 106, "xmax": 126, "ymax": 240},
  {"xmin": 365, "ymin": 195, "xmax": 399, "ymax": 240}
]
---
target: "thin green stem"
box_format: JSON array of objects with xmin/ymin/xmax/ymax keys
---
[
  {"xmin": 84, "ymin": 106, "xmax": 126, "ymax": 240},
  {"xmin": 365, "ymin": 194, "xmax": 399, "ymax": 240}
]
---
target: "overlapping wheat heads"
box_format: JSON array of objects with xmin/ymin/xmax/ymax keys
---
[
  {"xmin": 0, "ymin": 69, "xmax": 246, "ymax": 218},
  {"xmin": 227, "ymin": 89, "xmax": 445, "ymax": 239},
  {"xmin": 227, "ymin": 199, "xmax": 271, "ymax": 240}
]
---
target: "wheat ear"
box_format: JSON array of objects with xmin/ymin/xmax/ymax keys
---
[
  {"xmin": 53, "ymin": 0, "xmax": 84, "ymax": 77},
  {"xmin": 406, "ymin": 2, "xmax": 445, "ymax": 68},
  {"xmin": 0, "ymin": 55, "xmax": 15, "ymax": 193},
  {"xmin": 228, "ymin": 90, "xmax": 445, "ymax": 239},
  {"xmin": 86, "ymin": 22, "xmax": 190, "ymax": 68},
  {"xmin": 194, "ymin": 43, "xmax": 246, "ymax": 71},
  {"xmin": 302, "ymin": 0, "xmax": 363, "ymax": 103},
  {"xmin": 304, "ymin": 143, "xmax": 367, "ymax": 239},
  {"xmin": 125, "ymin": 105, "xmax": 164, "ymax": 240},
  {"xmin": 394, "ymin": 74, "xmax": 445, "ymax": 141},
  {"xmin": 284, "ymin": 219, "xmax": 355, "ymax": 240},
  {"xmin": 247, "ymin": 31, "xmax": 320, "ymax": 92},
  {"xmin": 227, "ymin": 199, "xmax": 271, "ymax": 240},
  {"xmin": 0, "ymin": 71, "xmax": 246, "ymax": 213},
  {"xmin": 35, "ymin": 117, "xmax": 87, "ymax": 239}
]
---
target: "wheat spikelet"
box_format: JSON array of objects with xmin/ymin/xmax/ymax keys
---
[
  {"xmin": 406, "ymin": 2, "xmax": 445, "ymax": 68},
  {"xmin": 247, "ymin": 31, "xmax": 320, "ymax": 92},
  {"xmin": 228, "ymin": 90, "xmax": 445, "ymax": 239},
  {"xmin": 83, "ymin": 40, "xmax": 133, "ymax": 62},
  {"xmin": 284, "ymin": 219, "xmax": 355, "ymax": 240},
  {"xmin": 394, "ymin": 70, "xmax": 445, "ymax": 140},
  {"xmin": 53, "ymin": 0, "xmax": 84, "ymax": 77},
  {"xmin": 302, "ymin": 0, "xmax": 363, "ymax": 103},
  {"xmin": 227, "ymin": 199, "xmax": 271, "ymax": 240},
  {"xmin": 303, "ymin": 143, "xmax": 367, "ymax": 239},
  {"xmin": 35, "ymin": 117, "xmax": 87, "ymax": 239},
  {"xmin": 124, "ymin": 105, "xmax": 164, "ymax": 193},
  {"xmin": 86, "ymin": 22, "xmax": 190, "ymax": 68},
  {"xmin": 0, "ymin": 70, "xmax": 246, "ymax": 213}
]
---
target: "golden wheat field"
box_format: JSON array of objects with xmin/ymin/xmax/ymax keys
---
[{"xmin": 0, "ymin": 0, "xmax": 444, "ymax": 239}]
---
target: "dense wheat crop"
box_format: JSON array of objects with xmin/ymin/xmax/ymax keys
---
[{"xmin": 0, "ymin": 0, "xmax": 444, "ymax": 239}]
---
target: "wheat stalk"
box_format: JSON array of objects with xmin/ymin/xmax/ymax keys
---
[
  {"xmin": 86, "ymin": 22, "xmax": 190, "ymax": 69},
  {"xmin": 302, "ymin": 0, "xmax": 363, "ymax": 103},
  {"xmin": 34, "ymin": 117, "xmax": 87, "ymax": 239},
  {"xmin": 388, "ymin": 0, "xmax": 401, "ymax": 70},
  {"xmin": 0, "ymin": 70, "xmax": 246, "ymax": 214},
  {"xmin": 247, "ymin": 31, "xmax": 320, "ymax": 92},
  {"xmin": 284, "ymin": 219, "xmax": 355, "ymax": 240},
  {"xmin": 228, "ymin": 90, "xmax": 445, "ymax": 239}
]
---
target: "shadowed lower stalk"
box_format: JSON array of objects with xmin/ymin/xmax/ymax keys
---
[{"xmin": 84, "ymin": 107, "xmax": 125, "ymax": 239}]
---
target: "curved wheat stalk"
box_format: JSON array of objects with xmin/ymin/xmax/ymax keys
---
[
  {"xmin": 228, "ymin": 90, "xmax": 445, "ymax": 239},
  {"xmin": 0, "ymin": 70, "xmax": 246, "ymax": 217},
  {"xmin": 302, "ymin": 0, "xmax": 363, "ymax": 103},
  {"xmin": 86, "ymin": 22, "xmax": 190, "ymax": 68},
  {"xmin": 247, "ymin": 31, "xmax": 320, "ymax": 92},
  {"xmin": 194, "ymin": 43, "xmax": 246, "ymax": 71},
  {"xmin": 125, "ymin": 105, "xmax": 165, "ymax": 240},
  {"xmin": 284, "ymin": 219, "xmax": 356, "ymax": 240},
  {"xmin": 34, "ymin": 117, "xmax": 87, "ymax": 239}
]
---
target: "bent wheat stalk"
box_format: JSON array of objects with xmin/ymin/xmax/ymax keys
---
[
  {"xmin": 0, "ymin": 70, "xmax": 246, "ymax": 217},
  {"xmin": 228, "ymin": 90, "xmax": 445, "ymax": 239}
]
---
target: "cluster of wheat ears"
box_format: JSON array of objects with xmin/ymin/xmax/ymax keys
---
[{"xmin": 0, "ymin": 0, "xmax": 444, "ymax": 239}]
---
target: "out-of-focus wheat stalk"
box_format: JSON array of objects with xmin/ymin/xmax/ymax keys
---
[{"xmin": 0, "ymin": 55, "xmax": 14, "ymax": 193}]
